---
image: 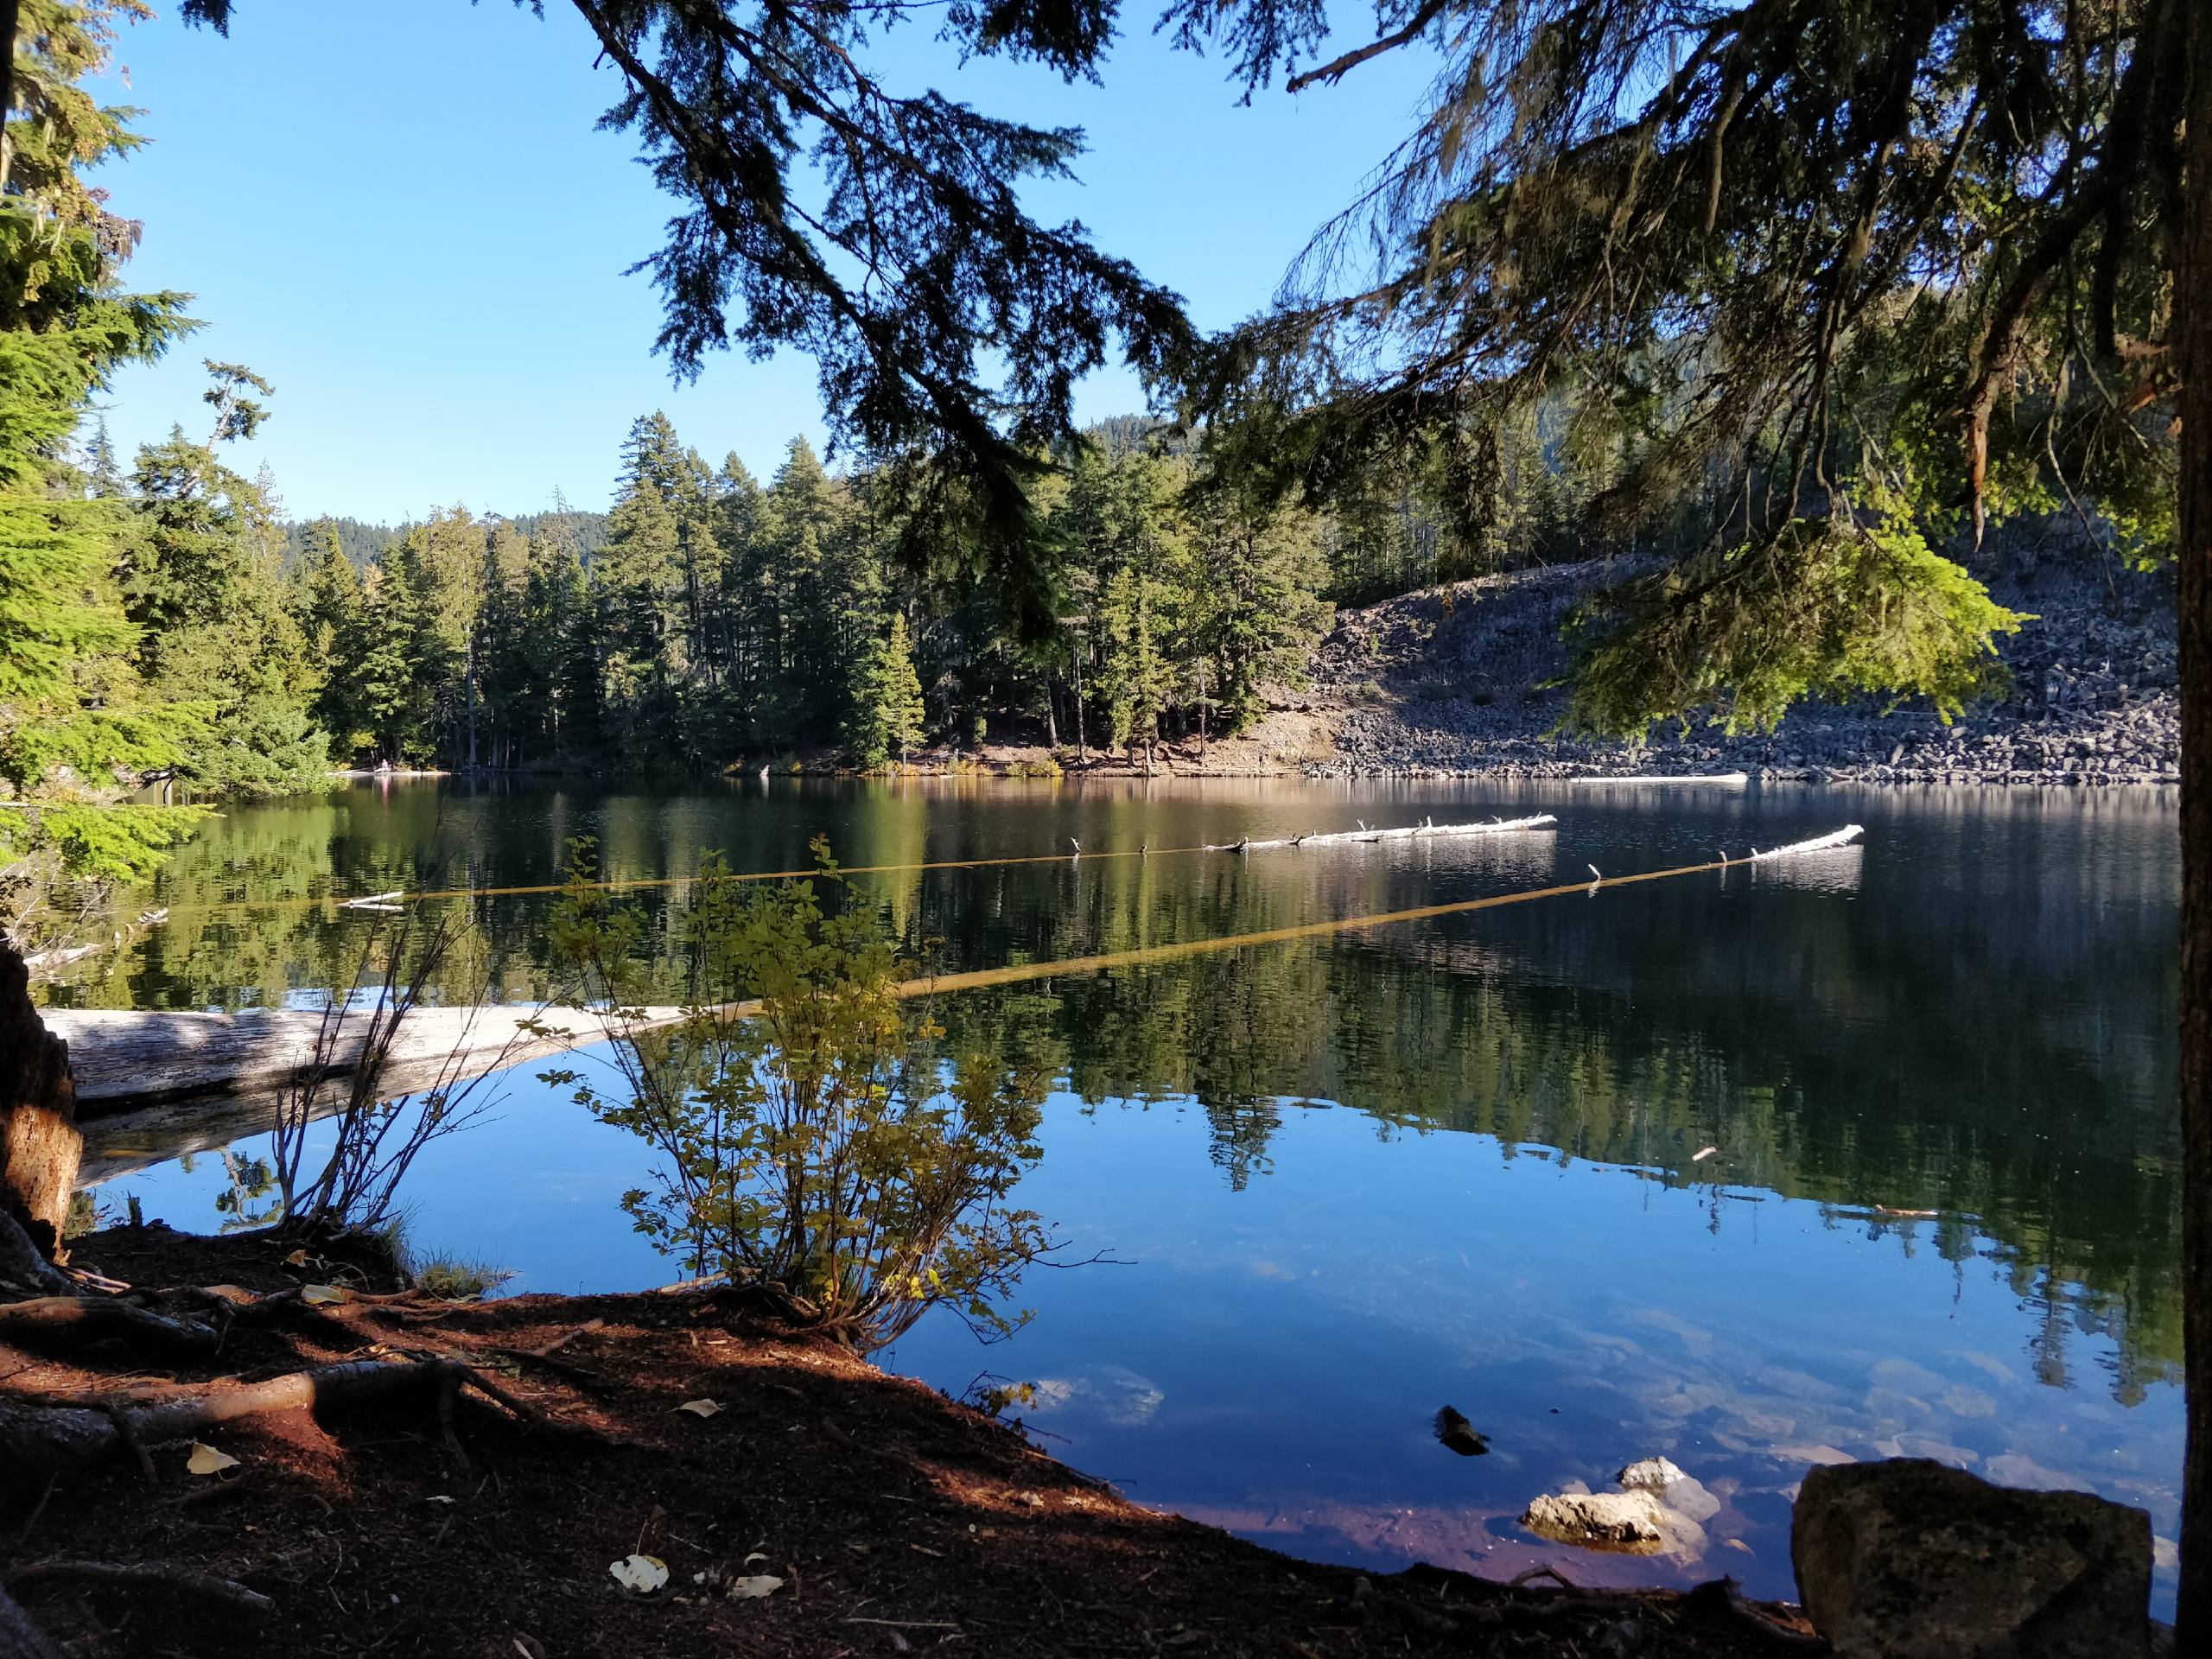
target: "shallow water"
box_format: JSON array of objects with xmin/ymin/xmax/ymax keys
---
[{"xmin": 48, "ymin": 776, "xmax": 2184, "ymax": 1611}]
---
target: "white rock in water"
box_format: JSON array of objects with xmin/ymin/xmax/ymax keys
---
[
  {"xmin": 1523, "ymin": 1491, "xmax": 1671, "ymax": 1551},
  {"xmin": 1617, "ymin": 1456, "xmax": 1721, "ymax": 1522},
  {"xmin": 1617, "ymin": 1457, "xmax": 1688, "ymax": 1492}
]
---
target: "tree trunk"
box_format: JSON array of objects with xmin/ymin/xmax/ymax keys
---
[
  {"xmin": 1072, "ymin": 639, "xmax": 1088, "ymax": 763},
  {"xmin": 0, "ymin": 0, "xmax": 20, "ymax": 194},
  {"xmin": 0, "ymin": 943, "xmax": 80, "ymax": 1262},
  {"xmin": 2176, "ymin": 2, "xmax": 2211, "ymax": 1639}
]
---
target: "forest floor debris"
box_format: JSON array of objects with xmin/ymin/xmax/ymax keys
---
[{"xmin": 0, "ymin": 1222, "xmax": 1822, "ymax": 1657}]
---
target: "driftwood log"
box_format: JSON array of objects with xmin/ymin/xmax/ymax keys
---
[{"xmin": 0, "ymin": 944, "xmax": 79, "ymax": 1258}]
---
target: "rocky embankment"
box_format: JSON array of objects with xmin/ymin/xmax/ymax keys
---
[{"xmin": 1307, "ymin": 553, "xmax": 2178, "ymax": 786}]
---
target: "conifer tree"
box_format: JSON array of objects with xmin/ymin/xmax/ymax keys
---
[
  {"xmin": 289, "ymin": 522, "xmax": 371, "ymax": 761},
  {"xmin": 1097, "ymin": 565, "xmax": 1171, "ymax": 774},
  {"xmin": 878, "ymin": 611, "xmax": 927, "ymax": 767},
  {"xmin": 1192, "ymin": 495, "xmax": 1332, "ymax": 734},
  {"xmin": 844, "ymin": 609, "xmax": 928, "ymax": 768},
  {"xmin": 0, "ymin": 1, "xmax": 207, "ymax": 941}
]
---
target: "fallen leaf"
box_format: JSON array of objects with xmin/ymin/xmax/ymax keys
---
[
  {"xmin": 724, "ymin": 1575, "xmax": 783, "ymax": 1600},
  {"xmin": 677, "ymin": 1398, "xmax": 723, "ymax": 1418},
  {"xmin": 301, "ymin": 1283, "xmax": 348, "ymax": 1306},
  {"xmin": 284, "ymin": 1249, "xmax": 311, "ymax": 1268},
  {"xmin": 186, "ymin": 1442, "xmax": 239, "ymax": 1476},
  {"xmin": 743, "ymin": 1551, "xmax": 768, "ymax": 1566},
  {"xmin": 609, "ymin": 1554, "xmax": 669, "ymax": 1594}
]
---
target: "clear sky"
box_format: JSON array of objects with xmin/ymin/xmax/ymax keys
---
[{"xmin": 86, "ymin": 3, "xmax": 1439, "ymax": 524}]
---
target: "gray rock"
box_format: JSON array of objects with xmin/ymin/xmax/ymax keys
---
[{"xmin": 1792, "ymin": 1458, "xmax": 2151, "ymax": 1658}]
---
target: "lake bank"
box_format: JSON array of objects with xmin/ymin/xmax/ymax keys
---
[{"xmin": 4, "ymin": 1222, "xmax": 1813, "ymax": 1659}]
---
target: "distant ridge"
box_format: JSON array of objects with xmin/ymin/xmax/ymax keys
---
[{"xmin": 280, "ymin": 508, "xmax": 611, "ymax": 569}]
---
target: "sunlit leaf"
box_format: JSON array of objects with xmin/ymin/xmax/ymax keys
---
[{"xmin": 186, "ymin": 1441, "xmax": 239, "ymax": 1475}]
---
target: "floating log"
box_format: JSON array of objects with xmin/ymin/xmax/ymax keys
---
[
  {"xmin": 338, "ymin": 890, "xmax": 405, "ymax": 912},
  {"xmin": 1201, "ymin": 813, "xmax": 1557, "ymax": 853},
  {"xmin": 1745, "ymin": 824, "xmax": 1863, "ymax": 861},
  {"xmin": 1570, "ymin": 772, "xmax": 1750, "ymax": 786}
]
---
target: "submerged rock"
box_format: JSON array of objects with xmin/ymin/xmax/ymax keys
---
[
  {"xmin": 1617, "ymin": 1456, "xmax": 1720, "ymax": 1522},
  {"xmin": 1791, "ymin": 1458, "xmax": 2151, "ymax": 1658},
  {"xmin": 1433, "ymin": 1405, "xmax": 1489, "ymax": 1456}
]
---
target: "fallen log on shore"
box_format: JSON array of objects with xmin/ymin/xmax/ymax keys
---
[{"xmin": 43, "ymin": 1004, "xmax": 683, "ymax": 1115}]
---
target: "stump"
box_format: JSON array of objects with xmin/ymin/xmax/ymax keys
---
[{"xmin": 0, "ymin": 943, "xmax": 80, "ymax": 1261}]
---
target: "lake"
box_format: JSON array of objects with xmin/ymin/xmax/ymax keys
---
[{"xmin": 40, "ymin": 776, "xmax": 2185, "ymax": 1611}]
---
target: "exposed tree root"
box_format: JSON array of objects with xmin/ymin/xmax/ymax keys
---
[
  {"xmin": 1685, "ymin": 1578, "xmax": 1826, "ymax": 1651},
  {"xmin": 0, "ymin": 1213, "xmax": 73, "ymax": 1300},
  {"xmin": 5, "ymin": 1560, "xmax": 273, "ymax": 1615},
  {"xmin": 0, "ymin": 1296, "xmax": 221, "ymax": 1359},
  {"xmin": 0, "ymin": 1356, "xmax": 577, "ymax": 1481}
]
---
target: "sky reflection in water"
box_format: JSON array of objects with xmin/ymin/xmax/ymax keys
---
[{"xmin": 66, "ymin": 778, "xmax": 2184, "ymax": 1613}]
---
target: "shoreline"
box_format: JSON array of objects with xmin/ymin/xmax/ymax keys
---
[{"xmin": 3, "ymin": 1223, "xmax": 1816, "ymax": 1657}]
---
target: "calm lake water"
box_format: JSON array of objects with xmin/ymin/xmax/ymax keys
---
[{"xmin": 42, "ymin": 777, "xmax": 2184, "ymax": 1611}]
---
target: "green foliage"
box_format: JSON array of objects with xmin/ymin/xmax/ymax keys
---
[
  {"xmin": 546, "ymin": 837, "xmax": 1053, "ymax": 1352},
  {"xmin": 1179, "ymin": 0, "xmax": 2183, "ymax": 734},
  {"xmin": 120, "ymin": 411, "xmax": 329, "ymax": 795},
  {"xmin": 405, "ymin": 1251, "xmax": 516, "ymax": 1301},
  {"xmin": 845, "ymin": 610, "xmax": 929, "ymax": 768},
  {"xmin": 1567, "ymin": 506, "xmax": 2026, "ymax": 738},
  {"xmin": 297, "ymin": 410, "xmax": 1336, "ymax": 777},
  {"xmin": 0, "ymin": 3, "xmax": 233, "ymax": 942}
]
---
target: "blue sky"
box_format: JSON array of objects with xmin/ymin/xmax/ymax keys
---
[{"xmin": 87, "ymin": 2, "xmax": 1438, "ymax": 524}]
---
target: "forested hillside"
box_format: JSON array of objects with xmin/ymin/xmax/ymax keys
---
[{"xmin": 276, "ymin": 390, "xmax": 1623, "ymax": 775}]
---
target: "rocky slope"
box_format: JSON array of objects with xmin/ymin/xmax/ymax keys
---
[{"xmin": 1303, "ymin": 550, "xmax": 2178, "ymax": 786}]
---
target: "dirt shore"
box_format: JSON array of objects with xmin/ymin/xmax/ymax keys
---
[{"xmin": 1, "ymin": 1224, "xmax": 1815, "ymax": 1657}]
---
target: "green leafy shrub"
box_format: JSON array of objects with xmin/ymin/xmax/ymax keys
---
[{"xmin": 547, "ymin": 837, "xmax": 1053, "ymax": 1352}]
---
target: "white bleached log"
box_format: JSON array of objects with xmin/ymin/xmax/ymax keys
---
[{"xmin": 1202, "ymin": 813, "xmax": 1557, "ymax": 853}]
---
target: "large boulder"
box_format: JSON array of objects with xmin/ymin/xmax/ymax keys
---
[{"xmin": 1792, "ymin": 1459, "xmax": 2151, "ymax": 1658}]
